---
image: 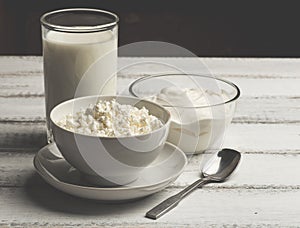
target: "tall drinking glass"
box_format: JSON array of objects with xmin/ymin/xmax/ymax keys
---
[{"xmin": 41, "ymin": 8, "xmax": 118, "ymax": 142}]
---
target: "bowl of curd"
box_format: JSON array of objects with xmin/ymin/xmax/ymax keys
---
[
  {"xmin": 129, "ymin": 74, "xmax": 240, "ymax": 154},
  {"xmin": 50, "ymin": 95, "xmax": 171, "ymax": 186}
]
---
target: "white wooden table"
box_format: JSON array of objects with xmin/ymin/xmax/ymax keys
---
[{"xmin": 0, "ymin": 56, "xmax": 300, "ymax": 227}]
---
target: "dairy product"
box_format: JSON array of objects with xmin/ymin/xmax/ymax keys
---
[
  {"xmin": 150, "ymin": 87, "xmax": 234, "ymax": 153},
  {"xmin": 43, "ymin": 29, "xmax": 117, "ymax": 134},
  {"xmin": 57, "ymin": 99, "xmax": 163, "ymax": 137}
]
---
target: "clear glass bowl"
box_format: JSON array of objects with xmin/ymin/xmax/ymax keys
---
[{"xmin": 129, "ymin": 74, "xmax": 240, "ymax": 154}]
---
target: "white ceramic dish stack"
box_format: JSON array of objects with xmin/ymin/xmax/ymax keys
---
[{"xmin": 34, "ymin": 95, "xmax": 188, "ymax": 201}]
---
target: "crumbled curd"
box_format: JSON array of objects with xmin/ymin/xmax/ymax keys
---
[{"xmin": 57, "ymin": 99, "xmax": 163, "ymax": 137}]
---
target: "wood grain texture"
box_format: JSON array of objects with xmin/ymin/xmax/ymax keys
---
[
  {"xmin": 1, "ymin": 71, "xmax": 300, "ymax": 98},
  {"xmin": 1, "ymin": 152, "xmax": 300, "ymax": 227},
  {"xmin": 0, "ymin": 187, "xmax": 299, "ymax": 227},
  {"xmin": 1, "ymin": 96, "xmax": 300, "ymax": 124},
  {"xmin": 0, "ymin": 123, "xmax": 299, "ymax": 154},
  {"xmin": 1, "ymin": 152, "xmax": 300, "ymax": 189},
  {"xmin": 118, "ymin": 57, "xmax": 300, "ymax": 79},
  {"xmin": 2, "ymin": 57, "xmax": 300, "ymax": 97},
  {"xmin": 1, "ymin": 56, "xmax": 300, "ymax": 78},
  {"xmin": 0, "ymin": 57, "xmax": 299, "ymax": 227},
  {"xmin": 0, "ymin": 57, "xmax": 299, "ymax": 152},
  {"xmin": 0, "ymin": 123, "xmax": 46, "ymax": 151}
]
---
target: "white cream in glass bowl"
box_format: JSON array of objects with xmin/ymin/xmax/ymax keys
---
[{"xmin": 129, "ymin": 74, "xmax": 240, "ymax": 154}]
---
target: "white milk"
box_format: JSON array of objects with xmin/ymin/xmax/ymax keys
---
[{"xmin": 43, "ymin": 29, "xmax": 117, "ymax": 130}]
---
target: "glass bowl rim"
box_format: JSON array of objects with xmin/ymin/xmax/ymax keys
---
[{"xmin": 129, "ymin": 73, "xmax": 241, "ymax": 109}]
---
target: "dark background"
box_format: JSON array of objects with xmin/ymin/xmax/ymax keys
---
[{"xmin": 1, "ymin": 0, "xmax": 299, "ymax": 57}]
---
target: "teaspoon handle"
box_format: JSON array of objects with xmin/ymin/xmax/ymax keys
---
[{"xmin": 145, "ymin": 178, "xmax": 209, "ymax": 220}]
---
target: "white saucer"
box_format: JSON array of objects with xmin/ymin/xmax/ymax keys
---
[{"xmin": 34, "ymin": 142, "xmax": 187, "ymax": 202}]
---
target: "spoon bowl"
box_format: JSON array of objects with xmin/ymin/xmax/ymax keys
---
[{"xmin": 202, "ymin": 148, "xmax": 241, "ymax": 182}]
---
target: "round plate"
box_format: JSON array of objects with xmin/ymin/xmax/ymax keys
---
[{"xmin": 34, "ymin": 142, "xmax": 187, "ymax": 202}]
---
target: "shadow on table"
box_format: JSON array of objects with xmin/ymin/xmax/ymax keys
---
[{"xmin": 24, "ymin": 173, "xmax": 156, "ymax": 215}]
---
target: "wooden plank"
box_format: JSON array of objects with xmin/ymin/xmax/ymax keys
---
[
  {"xmin": 0, "ymin": 123, "xmax": 46, "ymax": 151},
  {"xmin": 227, "ymin": 78, "xmax": 300, "ymax": 97},
  {"xmin": 1, "ymin": 96, "xmax": 299, "ymax": 124},
  {"xmin": 0, "ymin": 152, "xmax": 34, "ymax": 187},
  {"xmin": 0, "ymin": 73, "xmax": 43, "ymax": 97},
  {"xmin": 2, "ymin": 56, "xmax": 300, "ymax": 79},
  {"xmin": 233, "ymin": 96, "xmax": 300, "ymax": 124},
  {"xmin": 1, "ymin": 58, "xmax": 300, "ymax": 125},
  {"xmin": 1, "ymin": 57, "xmax": 300, "ymax": 98},
  {"xmin": 1, "ymin": 69, "xmax": 300, "ymax": 98},
  {"xmin": 1, "ymin": 152, "xmax": 300, "ymax": 188},
  {"xmin": 0, "ymin": 123, "xmax": 299, "ymax": 153},
  {"xmin": 1, "ymin": 150, "xmax": 300, "ymax": 226},
  {"xmin": 0, "ymin": 56, "xmax": 42, "ymax": 75},
  {"xmin": 0, "ymin": 97, "xmax": 45, "ymax": 122},
  {"xmin": 0, "ymin": 186, "xmax": 299, "ymax": 227},
  {"xmin": 178, "ymin": 153, "xmax": 300, "ymax": 189},
  {"xmin": 223, "ymin": 123, "xmax": 300, "ymax": 154},
  {"xmin": 118, "ymin": 57, "xmax": 300, "ymax": 78}
]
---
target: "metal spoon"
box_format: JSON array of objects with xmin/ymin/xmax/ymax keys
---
[{"xmin": 145, "ymin": 148, "xmax": 241, "ymax": 220}]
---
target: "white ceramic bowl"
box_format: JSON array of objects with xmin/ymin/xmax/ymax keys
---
[{"xmin": 50, "ymin": 95, "xmax": 171, "ymax": 186}]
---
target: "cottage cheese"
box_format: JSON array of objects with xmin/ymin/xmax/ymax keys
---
[{"xmin": 57, "ymin": 99, "xmax": 163, "ymax": 137}]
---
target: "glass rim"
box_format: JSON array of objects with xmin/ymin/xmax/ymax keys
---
[
  {"xmin": 40, "ymin": 8, "xmax": 119, "ymax": 33},
  {"xmin": 129, "ymin": 74, "xmax": 241, "ymax": 109}
]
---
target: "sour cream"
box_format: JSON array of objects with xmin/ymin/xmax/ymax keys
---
[{"xmin": 150, "ymin": 87, "xmax": 234, "ymax": 153}]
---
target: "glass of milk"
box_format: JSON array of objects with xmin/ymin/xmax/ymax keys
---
[{"xmin": 41, "ymin": 8, "xmax": 118, "ymax": 142}]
